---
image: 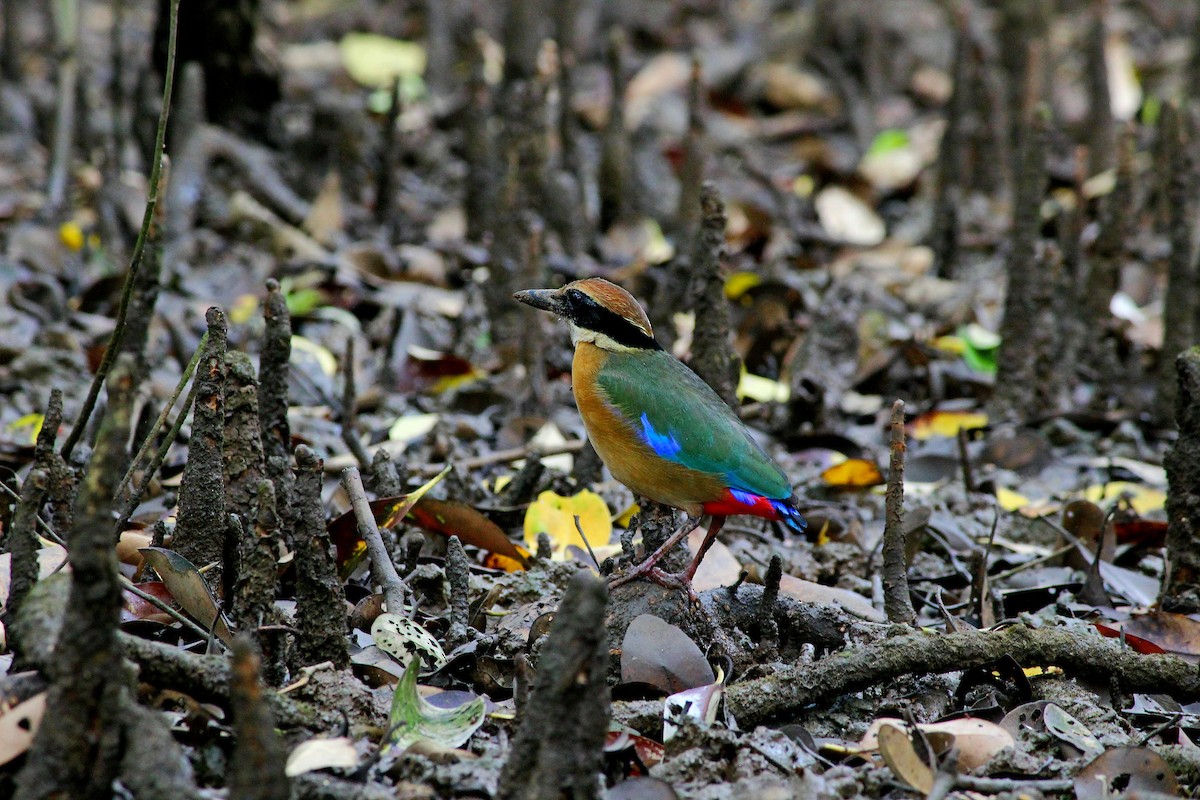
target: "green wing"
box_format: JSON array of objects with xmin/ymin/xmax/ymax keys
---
[{"xmin": 595, "ymin": 350, "xmax": 791, "ymax": 500}]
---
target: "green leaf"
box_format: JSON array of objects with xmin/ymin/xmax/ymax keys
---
[
  {"xmin": 383, "ymin": 659, "xmax": 485, "ymax": 753},
  {"xmin": 339, "ymin": 33, "xmax": 426, "ymax": 88},
  {"xmin": 958, "ymin": 324, "xmax": 999, "ymax": 375},
  {"xmin": 866, "ymin": 128, "xmax": 910, "ymax": 156},
  {"xmin": 284, "ymin": 287, "xmax": 326, "ymax": 317}
]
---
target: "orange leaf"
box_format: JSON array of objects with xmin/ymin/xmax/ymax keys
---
[{"xmin": 821, "ymin": 458, "xmax": 885, "ymax": 488}]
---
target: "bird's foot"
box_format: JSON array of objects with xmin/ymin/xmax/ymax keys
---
[{"xmin": 607, "ymin": 564, "xmax": 699, "ymax": 603}]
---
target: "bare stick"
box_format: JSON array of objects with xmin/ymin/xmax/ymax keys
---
[
  {"xmin": 115, "ymin": 375, "xmax": 200, "ymax": 532},
  {"xmin": 340, "ymin": 338, "xmax": 373, "ymax": 470},
  {"xmin": 115, "ymin": 332, "xmax": 207, "ymax": 501},
  {"xmin": 341, "ymin": 467, "xmax": 407, "ymax": 615},
  {"xmin": 61, "ymin": 0, "xmax": 181, "ymax": 460},
  {"xmin": 883, "ymin": 399, "xmax": 916, "ymax": 624}
]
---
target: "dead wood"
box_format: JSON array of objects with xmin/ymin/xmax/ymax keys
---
[{"xmin": 725, "ymin": 623, "xmax": 1200, "ymax": 728}]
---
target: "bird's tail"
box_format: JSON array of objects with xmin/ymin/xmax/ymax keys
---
[{"xmin": 770, "ymin": 499, "xmax": 808, "ymax": 535}]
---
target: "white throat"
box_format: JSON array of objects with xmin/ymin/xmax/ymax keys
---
[{"xmin": 569, "ymin": 322, "xmax": 640, "ymax": 353}]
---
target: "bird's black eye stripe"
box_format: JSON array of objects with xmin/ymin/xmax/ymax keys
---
[{"xmin": 565, "ymin": 289, "xmax": 661, "ymax": 350}]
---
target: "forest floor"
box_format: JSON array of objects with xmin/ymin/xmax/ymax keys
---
[{"xmin": 2, "ymin": 0, "xmax": 1200, "ymax": 798}]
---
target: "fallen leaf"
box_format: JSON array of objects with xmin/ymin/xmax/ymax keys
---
[
  {"xmin": 524, "ymin": 490, "xmax": 612, "ymax": 562},
  {"xmin": 339, "ymin": 33, "xmax": 425, "ymax": 88},
  {"xmin": 620, "ymin": 614, "xmax": 714, "ymax": 694},
  {"xmin": 910, "ymin": 409, "xmax": 988, "ymax": 440},
  {"xmin": 285, "ymin": 736, "xmax": 359, "ymax": 777},
  {"xmin": 1081, "ymin": 482, "xmax": 1165, "ymax": 515},
  {"xmin": 383, "ymin": 659, "xmax": 485, "ymax": 753},
  {"xmin": 138, "ymin": 548, "xmax": 233, "ymax": 645},
  {"xmin": 121, "ymin": 581, "xmax": 177, "ymax": 623},
  {"xmin": 0, "ymin": 693, "xmax": 46, "ymax": 766},
  {"xmin": 1101, "ymin": 612, "xmax": 1200, "ymax": 662},
  {"xmin": 821, "ymin": 458, "xmax": 885, "ymax": 488},
  {"xmin": 813, "ymin": 186, "xmax": 885, "ymax": 246},
  {"xmin": 862, "ymin": 717, "xmax": 1014, "ymax": 770},
  {"xmin": 1074, "ymin": 747, "xmax": 1179, "ymax": 800},
  {"xmin": 1043, "ymin": 703, "xmax": 1104, "ymax": 759},
  {"xmin": 876, "ymin": 724, "xmax": 933, "ymax": 793},
  {"xmin": 372, "ymin": 612, "xmax": 447, "ymax": 670},
  {"xmin": 663, "ymin": 679, "xmax": 724, "ymax": 742},
  {"xmin": 408, "ymin": 498, "xmax": 530, "ymax": 567},
  {"xmin": 779, "ymin": 574, "xmax": 884, "ymax": 622}
]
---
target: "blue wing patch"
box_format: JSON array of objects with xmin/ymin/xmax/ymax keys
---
[
  {"xmin": 729, "ymin": 488, "xmax": 758, "ymax": 505},
  {"xmin": 640, "ymin": 413, "xmax": 683, "ymax": 459}
]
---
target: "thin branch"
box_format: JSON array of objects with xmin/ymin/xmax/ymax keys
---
[
  {"xmin": 61, "ymin": 0, "xmax": 181, "ymax": 459},
  {"xmin": 341, "ymin": 467, "xmax": 407, "ymax": 615},
  {"xmin": 115, "ymin": 375, "xmax": 199, "ymax": 533},
  {"xmin": 115, "ymin": 332, "xmax": 207, "ymax": 501}
]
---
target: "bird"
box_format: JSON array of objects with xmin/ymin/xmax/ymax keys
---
[{"xmin": 514, "ymin": 277, "xmax": 806, "ymax": 594}]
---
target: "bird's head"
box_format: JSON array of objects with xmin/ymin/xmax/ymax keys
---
[{"xmin": 514, "ymin": 278, "xmax": 661, "ymax": 352}]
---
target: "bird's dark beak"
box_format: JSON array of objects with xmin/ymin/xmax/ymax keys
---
[{"xmin": 513, "ymin": 288, "xmax": 563, "ymax": 315}]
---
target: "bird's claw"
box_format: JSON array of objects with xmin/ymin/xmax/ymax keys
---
[{"xmin": 607, "ymin": 565, "xmax": 699, "ymax": 603}]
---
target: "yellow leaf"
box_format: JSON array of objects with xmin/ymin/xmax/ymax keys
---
[
  {"xmin": 724, "ymin": 272, "xmax": 762, "ymax": 300},
  {"xmin": 339, "ymin": 33, "xmax": 426, "ymax": 88},
  {"xmin": 738, "ymin": 372, "xmax": 790, "ymax": 403},
  {"xmin": 228, "ymin": 293, "xmax": 260, "ymax": 325},
  {"xmin": 910, "ymin": 409, "xmax": 988, "ymax": 439},
  {"xmin": 388, "ymin": 413, "xmax": 439, "ymax": 444},
  {"xmin": 6, "ymin": 413, "xmax": 44, "ymax": 445},
  {"xmin": 1082, "ymin": 482, "xmax": 1166, "ymax": 515},
  {"xmin": 290, "ymin": 335, "xmax": 338, "ymax": 377},
  {"xmin": 821, "ymin": 458, "xmax": 885, "ymax": 488},
  {"xmin": 995, "ymin": 487, "xmax": 1032, "ymax": 512},
  {"xmin": 523, "ymin": 490, "xmax": 612, "ymax": 561},
  {"xmin": 58, "ymin": 222, "xmax": 84, "ymax": 252},
  {"xmin": 614, "ymin": 502, "xmax": 640, "ymax": 528}
]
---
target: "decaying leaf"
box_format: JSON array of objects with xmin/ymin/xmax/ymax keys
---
[
  {"xmin": 663, "ymin": 676, "xmax": 724, "ymax": 742},
  {"xmin": 138, "ymin": 547, "xmax": 234, "ymax": 645},
  {"xmin": 285, "ymin": 736, "xmax": 359, "ymax": 777},
  {"xmin": 371, "ymin": 612, "xmax": 447, "ymax": 670},
  {"xmin": 1043, "ymin": 703, "xmax": 1104, "ymax": 759},
  {"xmin": 778, "ymin": 574, "xmax": 883, "ymax": 622},
  {"xmin": 861, "ymin": 716, "xmax": 1014, "ymax": 770},
  {"xmin": 383, "ymin": 659, "xmax": 485, "ymax": 753},
  {"xmin": 620, "ymin": 614, "xmax": 715, "ymax": 695},
  {"xmin": 1074, "ymin": 747, "xmax": 1179, "ymax": 800},
  {"xmin": 0, "ymin": 692, "xmax": 46, "ymax": 766},
  {"xmin": 876, "ymin": 723, "xmax": 933, "ymax": 794}
]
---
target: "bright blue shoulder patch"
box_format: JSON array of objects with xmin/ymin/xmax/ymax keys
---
[{"xmin": 639, "ymin": 413, "xmax": 683, "ymax": 460}]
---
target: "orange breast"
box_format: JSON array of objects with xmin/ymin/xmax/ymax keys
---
[{"xmin": 571, "ymin": 342, "xmax": 724, "ymax": 516}]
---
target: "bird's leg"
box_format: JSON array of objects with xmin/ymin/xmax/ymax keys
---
[
  {"xmin": 680, "ymin": 516, "xmax": 727, "ymax": 584},
  {"xmin": 607, "ymin": 517, "xmax": 704, "ymax": 591}
]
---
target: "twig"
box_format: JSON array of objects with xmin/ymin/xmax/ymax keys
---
[
  {"xmin": 61, "ymin": 0, "xmax": 181, "ymax": 460},
  {"xmin": 956, "ymin": 427, "xmax": 975, "ymax": 494},
  {"xmin": 415, "ymin": 439, "xmax": 586, "ymax": 475},
  {"xmin": 340, "ymin": 338, "xmax": 373, "ymax": 470},
  {"xmin": 341, "ymin": 467, "xmax": 407, "ymax": 615},
  {"xmin": 954, "ymin": 774, "xmax": 1073, "ymax": 793},
  {"xmin": 573, "ymin": 514, "xmax": 601, "ymax": 570},
  {"xmin": 115, "ymin": 374, "xmax": 199, "ymax": 532},
  {"xmin": 45, "ymin": 0, "xmax": 80, "ymax": 217},
  {"xmin": 883, "ymin": 400, "xmax": 916, "ymax": 624},
  {"xmin": 115, "ymin": 332, "xmax": 207, "ymax": 501},
  {"xmin": 119, "ymin": 575, "xmax": 214, "ymax": 643}
]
